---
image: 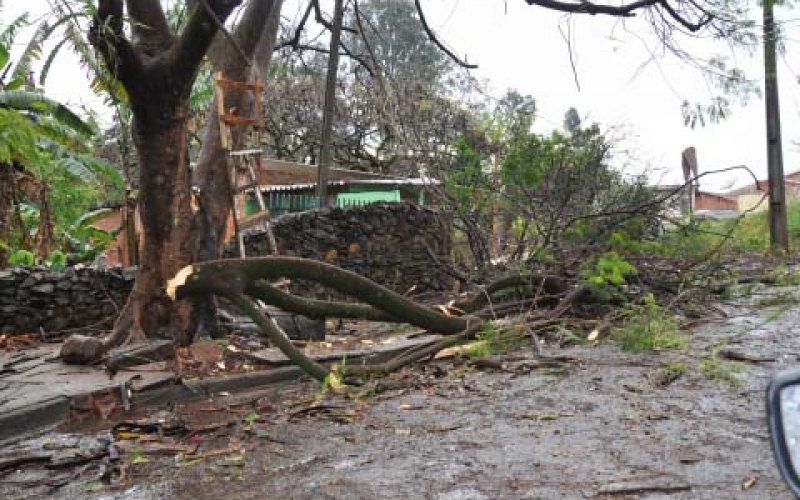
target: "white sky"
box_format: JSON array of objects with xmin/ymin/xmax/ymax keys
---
[{"xmin": 4, "ymin": 0, "xmax": 800, "ymax": 191}]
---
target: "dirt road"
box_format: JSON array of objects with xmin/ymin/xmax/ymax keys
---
[{"xmin": 1, "ymin": 286, "xmax": 798, "ymax": 499}]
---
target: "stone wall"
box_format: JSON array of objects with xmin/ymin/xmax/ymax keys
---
[
  {"xmin": 238, "ymin": 202, "xmax": 453, "ymax": 295},
  {"xmin": 1, "ymin": 203, "xmax": 452, "ymax": 335},
  {"xmin": 0, "ymin": 267, "xmax": 134, "ymax": 335}
]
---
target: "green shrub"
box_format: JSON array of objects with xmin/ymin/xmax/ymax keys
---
[
  {"xmin": 580, "ymin": 251, "xmax": 638, "ymax": 287},
  {"xmin": 611, "ymin": 294, "xmax": 687, "ymax": 352}
]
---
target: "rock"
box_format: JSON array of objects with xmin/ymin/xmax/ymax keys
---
[{"xmin": 31, "ymin": 283, "xmax": 55, "ymax": 294}]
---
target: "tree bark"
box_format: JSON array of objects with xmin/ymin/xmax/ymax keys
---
[{"xmin": 0, "ymin": 164, "xmax": 11, "ymax": 266}]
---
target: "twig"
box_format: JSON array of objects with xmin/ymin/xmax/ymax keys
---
[{"xmin": 413, "ymin": 0, "xmax": 477, "ymax": 69}]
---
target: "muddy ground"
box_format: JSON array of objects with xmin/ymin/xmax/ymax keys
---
[{"xmin": 2, "ymin": 284, "xmax": 800, "ymax": 499}]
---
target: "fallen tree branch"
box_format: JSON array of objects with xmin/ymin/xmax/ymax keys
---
[
  {"xmin": 166, "ymin": 257, "xmax": 594, "ymax": 382},
  {"xmin": 167, "ymin": 256, "xmax": 476, "ymax": 334},
  {"xmin": 248, "ymin": 279, "xmax": 399, "ymax": 322}
]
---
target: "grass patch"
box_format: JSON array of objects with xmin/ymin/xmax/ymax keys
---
[
  {"xmin": 611, "ymin": 294, "xmax": 687, "ymax": 353},
  {"xmin": 754, "ymin": 291, "xmax": 797, "ymax": 308},
  {"xmin": 462, "ymin": 323, "xmax": 524, "ymax": 359},
  {"xmin": 652, "ymin": 361, "xmax": 688, "ymax": 387},
  {"xmin": 699, "ymin": 357, "xmax": 743, "ymax": 385}
]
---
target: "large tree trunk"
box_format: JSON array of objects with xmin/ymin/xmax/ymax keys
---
[
  {"xmin": 193, "ymin": 0, "xmax": 283, "ymax": 261},
  {"xmin": 190, "ymin": 0, "xmax": 283, "ymax": 338},
  {"xmin": 61, "ymin": 0, "xmax": 242, "ymax": 363},
  {"xmin": 127, "ymin": 94, "xmax": 196, "ymax": 343}
]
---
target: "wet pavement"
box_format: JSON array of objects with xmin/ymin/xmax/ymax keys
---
[{"xmin": 2, "ymin": 284, "xmax": 800, "ymax": 499}]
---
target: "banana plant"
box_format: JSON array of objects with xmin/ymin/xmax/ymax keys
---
[{"xmin": 0, "ymin": 12, "xmax": 121, "ymax": 267}]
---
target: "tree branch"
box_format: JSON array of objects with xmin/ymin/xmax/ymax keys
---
[
  {"xmin": 524, "ymin": 0, "xmax": 657, "ymax": 16},
  {"xmin": 124, "ymin": 0, "xmax": 174, "ymax": 50},
  {"xmin": 413, "ymin": 0, "xmax": 477, "ymax": 69},
  {"xmin": 524, "ymin": 0, "xmax": 714, "ymax": 32},
  {"xmin": 658, "ymin": 0, "xmax": 713, "ymax": 32},
  {"xmin": 172, "ymin": 0, "xmax": 243, "ymax": 79},
  {"xmin": 167, "ymin": 256, "xmax": 475, "ymax": 334},
  {"xmin": 196, "ymin": 0, "xmax": 252, "ymax": 67},
  {"xmin": 90, "ymin": 0, "xmax": 141, "ymax": 86},
  {"xmin": 276, "ymin": 0, "xmax": 314, "ymax": 51},
  {"xmin": 310, "ymin": 0, "xmax": 358, "ymax": 35},
  {"xmin": 248, "ymin": 279, "xmax": 400, "ymax": 322}
]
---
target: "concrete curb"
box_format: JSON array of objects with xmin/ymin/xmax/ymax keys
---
[
  {"xmin": 0, "ymin": 335, "xmax": 439, "ymax": 442},
  {"xmin": 0, "ymin": 396, "xmax": 72, "ymax": 444}
]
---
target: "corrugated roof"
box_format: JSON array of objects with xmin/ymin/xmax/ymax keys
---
[{"xmin": 259, "ymin": 177, "xmax": 438, "ymax": 192}]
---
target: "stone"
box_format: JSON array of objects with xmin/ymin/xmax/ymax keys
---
[{"xmin": 31, "ymin": 283, "xmax": 55, "ymax": 294}]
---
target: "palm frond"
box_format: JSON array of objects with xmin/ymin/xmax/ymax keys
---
[
  {"xmin": 53, "ymin": 155, "xmax": 97, "ymax": 184},
  {"xmin": 33, "ymin": 117, "xmax": 92, "ymax": 153},
  {"xmin": 0, "ymin": 13, "xmax": 30, "ymax": 48},
  {"xmin": 57, "ymin": 9, "xmax": 128, "ymax": 106},
  {"xmin": 74, "ymin": 207, "xmax": 112, "ymax": 228},
  {"xmin": 0, "ymin": 107, "xmax": 43, "ymax": 164},
  {"xmin": 0, "ymin": 43, "xmax": 8, "ymax": 74},
  {"xmin": 0, "ymin": 90, "xmax": 94, "ymax": 136},
  {"xmin": 78, "ymin": 155, "xmax": 124, "ymax": 188},
  {"xmin": 38, "ymin": 11, "xmax": 92, "ymax": 85},
  {"xmin": 10, "ymin": 20, "xmax": 49, "ymax": 84}
]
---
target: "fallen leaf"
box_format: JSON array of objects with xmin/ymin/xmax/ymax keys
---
[
  {"xmin": 189, "ymin": 341, "xmax": 223, "ymax": 365},
  {"xmin": 327, "ymin": 372, "xmax": 346, "ymax": 392}
]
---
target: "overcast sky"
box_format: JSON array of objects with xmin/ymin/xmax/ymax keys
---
[{"xmin": 4, "ymin": 0, "xmax": 800, "ymax": 191}]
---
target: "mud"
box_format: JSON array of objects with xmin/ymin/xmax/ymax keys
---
[{"xmin": 2, "ymin": 284, "xmax": 799, "ymax": 499}]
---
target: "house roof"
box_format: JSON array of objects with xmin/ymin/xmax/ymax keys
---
[
  {"xmin": 258, "ymin": 158, "xmax": 400, "ymax": 182},
  {"xmin": 259, "ymin": 177, "xmax": 438, "ymax": 193},
  {"xmin": 695, "ymin": 190, "xmax": 736, "ymax": 202}
]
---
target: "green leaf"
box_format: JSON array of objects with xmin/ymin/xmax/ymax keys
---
[
  {"xmin": 74, "ymin": 208, "xmax": 112, "ymax": 228},
  {"xmin": 0, "ymin": 43, "xmax": 9, "ymax": 72},
  {"xmin": 0, "ymin": 90, "xmax": 93, "ymax": 136}
]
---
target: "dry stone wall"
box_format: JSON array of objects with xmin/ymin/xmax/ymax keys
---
[
  {"xmin": 238, "ymin": 202, "xmax": 453, "ymax": 295},
  {"xmin": 2, "ymin": 203, "xmax": 452, "ymax": 335},
  {"xmin": 0, "ymin": 267, "xmax": 134, "ymax": 335}
]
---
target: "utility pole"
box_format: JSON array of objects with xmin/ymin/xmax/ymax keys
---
[
  {"xmin": 763, "ymin": 0, "xmax": 789, "ymax": 251},
  {"xmin": 316, "ymin": 0, "xmax": 344, "ymax": 208}
]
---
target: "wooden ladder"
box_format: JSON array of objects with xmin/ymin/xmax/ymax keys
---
[{"xmin": 214, "ymin": 71, "xmax": 277, "ymax": 257}]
